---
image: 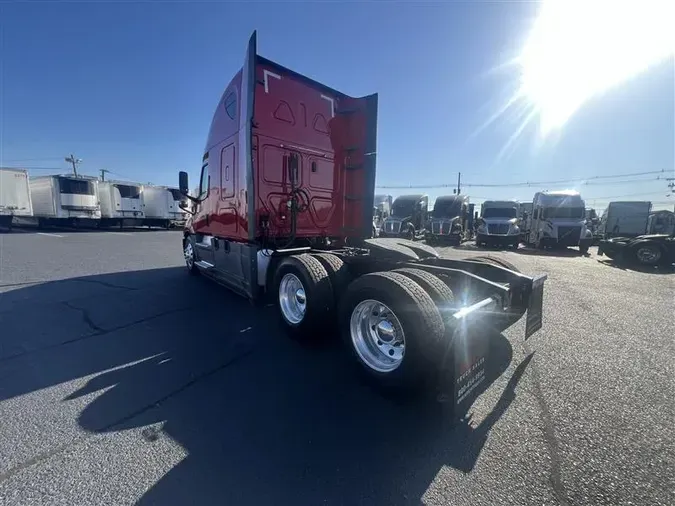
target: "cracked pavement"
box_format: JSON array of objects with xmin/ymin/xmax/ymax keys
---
[{"xmin": 0, "ymin": 229, "xmax": 673, "ymax": 505}]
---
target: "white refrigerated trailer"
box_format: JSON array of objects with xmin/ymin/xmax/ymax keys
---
[
  {"xmin": 0, "ymin": 168, "xmax": 34, "ymax": 231},
  {"xmin": 29, "ymin": 174, "xmax": 101, "ymax": 227},
  {"xmin": 97, "ymin": 180, "xmax": 145, "ymax": 228},
  {"xmin": 142, "ymin": 185, "xmax": 186, "ymax": 228}
]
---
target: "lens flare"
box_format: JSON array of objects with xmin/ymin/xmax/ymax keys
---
[{"xmin": 520, "ymin": 0, "xmax": 674, "ymax": 136}]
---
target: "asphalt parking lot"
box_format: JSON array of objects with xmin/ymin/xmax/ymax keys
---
[{"xmin": 0, "ymin": 229, "xmax": 673, "ymax": 506}]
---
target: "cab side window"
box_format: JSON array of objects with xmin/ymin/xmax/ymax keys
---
[{"xmin": 199, "ymin": 158, "xmax": 209, "ymax": 200}]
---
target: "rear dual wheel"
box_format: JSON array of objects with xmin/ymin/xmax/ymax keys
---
[
  {"xmin": 273, "ymin": 255, "xmax": 455, "ymax": 391},
  {"xmin": 339, "ymin": 271, "xmax": 450, "ymax": 390}
]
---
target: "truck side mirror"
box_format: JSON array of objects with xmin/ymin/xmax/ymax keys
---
[{"xmin": 179, "ymin": 171, "xmax": 189, "ymax": 195}]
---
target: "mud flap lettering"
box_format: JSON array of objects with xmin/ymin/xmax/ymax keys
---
[
  {"xmin": 455, "ymin": 355, "xmax": 486, "ymax": 406},
  {"xmin": 524, "ymin": 274, "xmax": 546, "ymax": 339},
  {"xmin": 449, "ymin": 324, "xmax": 489, "ymax": 412}
]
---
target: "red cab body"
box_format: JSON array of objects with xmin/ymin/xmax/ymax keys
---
[{"xmin": 190, "ymin": 32, "xmax": 378, "ymax": 246}]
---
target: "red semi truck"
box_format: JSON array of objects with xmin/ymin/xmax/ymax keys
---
[{"xmin": 179, "ymin": 32, "xmax": 547, "ymax": 405}]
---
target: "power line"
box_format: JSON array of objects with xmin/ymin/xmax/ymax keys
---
[
  {"xmin": 1, "ymin": 166, "xmax": 67, "ymax": 171},
  {"xmin": 0, "ymin": 157, "xmax": 64, "ymax": 163},
  {"xmin": 376, "ymin": 169, "xmax": 670, "ymax": 189}
]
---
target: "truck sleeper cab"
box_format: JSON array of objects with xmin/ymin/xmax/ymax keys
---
[
  {"xmin": 525, "ymin": 190, "xmax": 593, "ymax": 254},
  {"xmin": 178, "ymin": 32, "xmax": 548, "ymax": 405},
  {"xmin": 426, "ymin": 195, "xmax": 469, "ymax": 245},
  {"xmin": 380, "ymin": 194, "xmax": 429, "ymax": 240},
  {"xmin": 475, "ymin": 200, "xmax": 521, "ymax": 248}
]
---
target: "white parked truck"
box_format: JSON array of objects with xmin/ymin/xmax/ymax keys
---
[
  {"xmin": 98, "ymin": 180, "xmax": 145, "ymax": 228},
  {"xmin": 525, "ymin": 190, "xmax": 593, "ymax": 253},
  {"xmin": 0, "ymin": 168, "xmax": 33, "ymax": 231},
  {"xmin": 373, "ymin": 194, "xmax": 392, "ymax": 236},
  {"xmin": 598, "ymin": 201, "xmax": 652, "ymax": 238},
  {"xmin": 475, "ymin": 200, "xmax": 521, "ymax": 248},
  {"xmin": 143, "ymin": 185, "xmax": 186, "ymax": 228},
  {"xmin": 30, "ymin": 174, "xmax": 101, "ymax": 227}
]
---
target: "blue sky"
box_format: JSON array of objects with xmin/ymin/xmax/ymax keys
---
[{"xmin": 1, "ymin": 1, "xmax": 673, "ymax": 211}]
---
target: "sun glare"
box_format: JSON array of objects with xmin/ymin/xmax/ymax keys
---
[{"xmin": 519, "ymin": 0, "xmax": 674, "ymax": 136}]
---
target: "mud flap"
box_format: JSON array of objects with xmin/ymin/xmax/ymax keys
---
[
  {"xmin": 436, "ymin": 298, "xmax": 493, "ymax": 419},
  {"xmin": 524, "ymin": 274, "xmax": 546, "ymax": 340}
]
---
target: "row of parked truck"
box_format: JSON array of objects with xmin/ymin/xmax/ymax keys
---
[
  {"xmin": 0, "ymin": 168, "xmax": 187, "ymax": 231},
  {"xmin": 373, "ymin": 191, "xmax": 675, "ymax": 254}
]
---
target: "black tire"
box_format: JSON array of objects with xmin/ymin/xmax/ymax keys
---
[
  {"xmin": 310, "ymin": 252, "xmax": 352, "ymax": 305},
  {"xmin": 405, "ymin": 226, "xmax": 415, "ymax": 241},
  {"xmin": 631, "ymin": 243, "xmax": 663, "ymax": 266},
  {"xmin": 579, "ymin": 244, "xmax": 589, "ymax": 255},
  {"xmin": 274, "ymin": 254, "xmax": 334, "ymax": 341},
  {"xmin": 393, "ymin": 268, "xmax": 454, "ymax": 310},
  {"xmin": 183, "ymin": 236, "xmax": 199, "ymax": 275},
  {"xmin": 339, "ymin": 271, "xmax": 445, "ymax": 391},
  {"xmin": 469, "ymin": 255, "xmax": 520, "ymax": 273}
]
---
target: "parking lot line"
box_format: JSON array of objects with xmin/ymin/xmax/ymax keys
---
[{"xmin": 36, "ymin": 232, "xmax": 64, "ymax": 238}]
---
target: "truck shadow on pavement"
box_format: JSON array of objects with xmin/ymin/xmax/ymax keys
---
[{"xmin": 1, "ymin": 267, "xmax": 531, "ymax": 506}]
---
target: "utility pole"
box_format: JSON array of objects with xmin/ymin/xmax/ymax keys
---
[
  {"xmin": 65, "ymin": 154, "xmax": 82, "ymax": 177},
  {"xmin": 99, "ymin": 169, "xmax": 110, "ymax": 181},
  {"xmin": 456, "ymin": 172, "xmax": 461, "ymax": 195}
]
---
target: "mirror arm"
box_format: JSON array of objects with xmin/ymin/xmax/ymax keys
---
[
  {"xmin": 179, "ymin": 201, "xmax": 197, "ymax": 216},
  {"xmin": 183, "ymin": 193, "xmax": 201, "ymax": 204}
]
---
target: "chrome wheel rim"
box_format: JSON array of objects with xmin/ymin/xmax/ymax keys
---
[
  {"xmin": 636, "ymin": 247, "xmax": 660, "ymax": 264},
  {"xmin": 279, "ymin": 273, "xmax": 307, "ymax": 325},
  {"xmin": 184, "ymin": 242, "xmax": 194, "ymax": 269},
  {"xmin": 350, "ymin": 299, "xmax": 405, "ymax": 373}
]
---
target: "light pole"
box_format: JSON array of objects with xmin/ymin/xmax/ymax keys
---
[{"xmin": 65, "ymin": 154, "xmax": 82, "ymax": 177}]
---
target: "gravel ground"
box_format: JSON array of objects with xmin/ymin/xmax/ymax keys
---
[{"xmin": 0, "ymin": 229, "xmax": 673, "ymax": 506}]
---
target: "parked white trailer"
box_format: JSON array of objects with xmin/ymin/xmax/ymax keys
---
[
  {"xmin": 30, "ymin": 174, "xmax": 101, "ymax": 226},
  {"xmin": 525, "ymin": 190, "xmax": 593, "ymax": 253},
  {"xmin": 598, "ymin": 201, "xmax": 652, "ymax": 238},
  {"xmin": 0, "ymin": 168, "xmax": 33, "ymax": 231},
  {"xmin": 143, "ymin": 185, "xmax": 186, "ymax": 228},
  {"xmin": 98, "ymin": 180, "xmax": 145, "ymax": 228}
]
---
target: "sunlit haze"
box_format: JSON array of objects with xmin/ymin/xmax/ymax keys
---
[{"xmin": 519, "ymin": 0, "xmax": 674, "ymax": 135}]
